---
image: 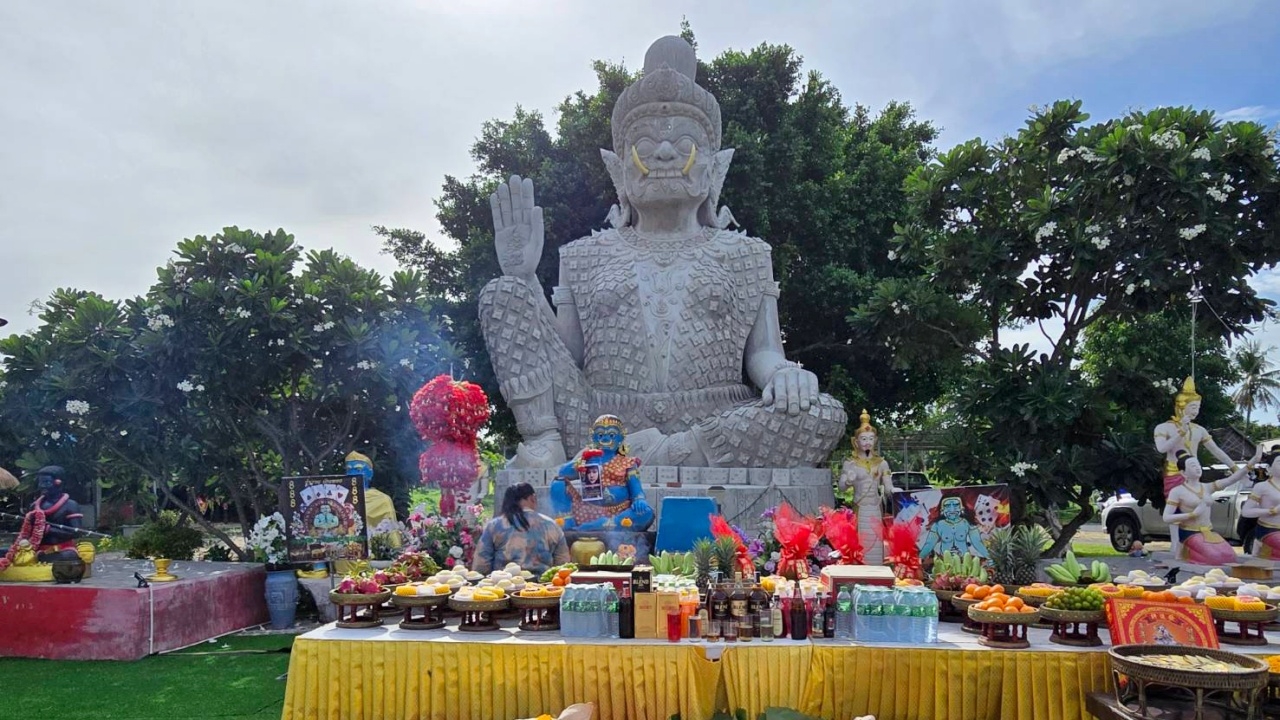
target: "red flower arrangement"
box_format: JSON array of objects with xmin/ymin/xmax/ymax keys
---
[
  {"xmin": 410, "ymin": 375, "xmax": 490, "ymax": 516},
  {"xmin": 883, "ymin": 518, "xmax": 924, "ymax": 581},
  {"xmin": 771, "ymin": 503, "xmax": 822, "ymax": 580},
  {"xmin": 819, "ymin": 507, "xmax": 864, "ymax": 565},
  {"xmin": 0, "ymin": 507, "xmax": 47, "ymax": 571}
]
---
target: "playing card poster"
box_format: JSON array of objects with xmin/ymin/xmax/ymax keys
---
[
  {"xmin": 282, "ymin": 474, "xmax": 368, "ymax": 562},
  {"xmin": 892, "ymin": 484, "xmax": 1012, "ymax": 560}
]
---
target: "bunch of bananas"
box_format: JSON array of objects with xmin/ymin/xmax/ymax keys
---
[
  {"xmin": 1044, "ymin": 551, "xmax": 1111, "ymax": 584},
  {"xmin": 648, "ymin": 551, "xmax": 695, "ymax": 577},
  {"xmin": 588, "ymin": 551, "xmax": 635, "ymax": 566}
]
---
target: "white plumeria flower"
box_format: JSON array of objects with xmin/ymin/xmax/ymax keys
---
[
  {"xmin": 226, "ymin": 243, "xmax": 246, "ymax": 254},
  {"xmin": 1085, "ymin": 224, "xmax": 1101, "ymax": 235},
  {"xmin": 1151, "ymin": 130, "xmax": 1182, "ymax": 150},
  {"xmin": 1091, "ymin": 236, "xmax": 1111, "ymax": 250},
  {"xmin": 1034, "ymin": 221, "xmax": 1057, "ymax": 241},
  {"xmin": 50, "ymin": 431, "xmax": 62, "ymax": 440},
  {"xmin": 1125, "ymin": 283, "xmax": 1136, "ymax": 295},
  {"xmin": 1122, "ymin": 174, "xmax": 1135, "ymax": 186},
  {"xmin": 120, "ymin": 430, "xmax": 129, "ymax": 436},
  {"xmin": 65, "ymin": 399, "xmax": 91, "ymax": 416},
  {"xmin": 1178, "ymin": 225, "xmax": 1207, "ymax": 240},
  {"xmin": 0, "ymin": 380, "xmax": 7, "ymax": 390},
  {"xmin": 1206, "ymin": 187, "xmax": 1228, "ymax": 203},
  {"xmin": 177, "ymin": 380, "xmax": 195, "ymax": 393},
  {"xmin": 356, "ymin": 360, "xmax": 376, "ymax": 370},
  {"xmin": 234, "ymin": 308, "xmax": 252, "ymax": 319},
  {"xmin": 147, "ymin": 314, "xmax": 175, "ymax": 331},
  {"xmin": 1190, "ymin": 147, "xmax": 1211, "ymax": 161},
  {"xmin": 1057, "ymin": 148, "xmax": 1076, "ymax": 163},
  {"xmin": 886, "ymin": 250, "xmax": 898, "ymax": 261},
  {"xmin": 399, "ymin": 358, "xmax": 412, "ymax": 368},
  {"xmin": 196, "ymin": 384, "xmax": 205, "ymax": 392}
]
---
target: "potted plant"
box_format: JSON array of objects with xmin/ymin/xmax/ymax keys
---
[{"xmin": 247, "ymin": 512, "xmax": 296, "ymax": 629}]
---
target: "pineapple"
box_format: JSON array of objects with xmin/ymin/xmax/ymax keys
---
[
  {"xmin": 987, "ymin": 527, "xmax": 1016, "ymax": 586},
  {"xmin": 1010, "ymin": 525, "xmax": 1050, "ymax": 586},
  {"xmin": 713, "ymin": 536, "xmax": 740, "ymax": 581},
  {"xmin": 692, "ymin": 538, "xmax": 715, "ymax": 589}
]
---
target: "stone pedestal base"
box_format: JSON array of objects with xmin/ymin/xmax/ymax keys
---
[{"xmin": 495, "ymin": 466, "xmax": 835, "ymax": 534}]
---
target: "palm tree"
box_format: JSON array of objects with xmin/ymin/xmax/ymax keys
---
[{"xmin": 1233, "ymin": 340, "xmax": 1280, "ymax": 435}]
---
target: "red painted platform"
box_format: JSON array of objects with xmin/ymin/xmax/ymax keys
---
[{"xmin": 0, "ymin": 558, "xmax": 269, "ymax": 660}]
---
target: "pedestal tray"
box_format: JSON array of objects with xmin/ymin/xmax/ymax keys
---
[
  {"xmin": 950, "ymin": 597, "xmax": 982, "ymax": 635},
  {"xmin": 1108, "ymin": 645, "xmax": 1268, "ymax": 720},
  {"xmin": 1209, "ymin": 604, "xmax": 1278, "ymax": 646},
  {"xmin": 329, "ymin": 590, "xmax": 391, "ymax": 629},
  {"xmin": 1039, "ymin": 606, "xmax": 1105, "ymax": 647},
  {"xmin": 510, "ymin": 594, "xmax": 562, "ymax": 632},
  {"xmin": 448, "ymin": 596, "xmax": 510, "ymax": 632},
  {"xmin": 390, "ymin": 593, "xmax": 449, "ymax": 631},
  {"xmin": 967, "ymin": 606, "xmax": 1039, "ymax": 649}
]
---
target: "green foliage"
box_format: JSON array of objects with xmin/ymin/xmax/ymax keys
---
[
  {"xmin": 125, "ymin": 511, "xmax": 206, "ymax": 561},
  {"xmin": 0, "ymin": 227, "xmax": 462, "ymax": 555},
  {"xmin": 380, "ymin": 32, "xmax": 943, "ymax": 443},
  {"xmin": 203, "ymin": 543, "xmax": 235, "ymax": 562},
  {"xmin": 1232, "ymin": 340, "xmax": 1280, "ymax": 433},
  {"xmin": 868, "ymin": 101, "xmax": 1280, "ymax": 552}
]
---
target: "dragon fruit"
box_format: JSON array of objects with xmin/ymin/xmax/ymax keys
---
[{"xmin": 336, "ymin": 575, "xmax": 384, "ymax": 595}]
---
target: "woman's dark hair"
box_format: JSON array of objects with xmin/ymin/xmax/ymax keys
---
[
  {"xmin": 501, "ymin": 483, "xmax": 536, "ymax": 531},
  {"xmin": 1175, "ymin": 451, "xmax": 1194, "ymax": 473}
]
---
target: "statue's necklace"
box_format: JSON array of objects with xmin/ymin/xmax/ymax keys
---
[{"xmin": 851, "ymin": 453, "xmax": 882, "ymax": 473}]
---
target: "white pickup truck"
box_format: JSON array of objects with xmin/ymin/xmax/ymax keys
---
[{"xmin": 1099, "ymin": 465, "xmax": 1261, "ymax": 552}]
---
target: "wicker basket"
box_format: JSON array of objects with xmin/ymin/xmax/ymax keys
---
[
  {"xmin": 933, "ymin": 588, "xmax": 961, "ymax": 603},
  {"xmin": 390, "ymin": 593, "xmax": 450, "ymax": 608},
  {"xmin": 1014, "ymin": 591, "xmax": 1055, "ymax": 607},
  {"xmin": 1108, "ymin": 645, "xmax": 1268, "ymax": 691},
  {"xmin": 1209, "ymin": 603, "xmax": 1279, "ymax": 623},
  {"xmin": 509, "ymin": 594, "xmax": 563, "ymax": 609},
  {"xmin": 950, "ymin": 596, "xmax": 978, "ymax": 613},
  {"xmin": 1038, "ymin": 606, "xmax": 1105, "ymax": 624},
  {"xmin": 329, "ymin": 590, "xmax": 392, "ymax": 605},
  {"xmin": 448, "ymin": 596, "xmax": 511, "ymax": 613},
  {"xmin": 968, "ymin": 606, "xmax": 1040, "ymax": 625}
]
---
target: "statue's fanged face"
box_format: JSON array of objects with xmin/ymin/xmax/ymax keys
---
[
  {"xmin": 941, "ymin": 498, "xmax": 962, "ymax": 521},
  {"xmin": 622, "ymin": 116, "xmax": 712, "ymax": 210},
  {"xmin": 856, "ymin": 431, "xmax": 877, "ymax": 453},
  {"xmin": 592, "ymin": 424, "xmax": 624, "ymax": 451}
]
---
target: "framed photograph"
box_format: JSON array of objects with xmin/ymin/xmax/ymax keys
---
[{"xmin": 579, "ymin": 463, "xmax": 604, "ymax": 502}]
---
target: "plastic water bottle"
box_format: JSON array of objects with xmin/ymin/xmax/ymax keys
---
[
  {"xmin": 909, "ymin": 588, "xmax": 928, "ymax": 643},
  {"xmin": 602, "ymin": 585, "xmax": 620, "ymax": 639},
  {"xmin": 835, "ymin": 585, "xmax": 854, "ymax": 639},
  {"xmin": 560, "ymin": 585, "xmax": 574, "ymax": 637},
  {"xmin": 924, "ymin": 590, "xmax": 939, "ymax": 644}
]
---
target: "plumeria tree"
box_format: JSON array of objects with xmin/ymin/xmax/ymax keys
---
[
  {"xmin": 859, "ymin": 102, "xmax": 1280, "ymax": 553},
  {"xmin": 0, "ymin": 227, "xmax": 465, "ymax": 557}
]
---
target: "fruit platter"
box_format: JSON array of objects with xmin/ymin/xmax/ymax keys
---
[
  {"xmin": 1205, "ymin": 595, "xmax": 1278, "ymax": 646},
  {"xmin": 1044, "ymin": 551, "xmax": 1112, "ymax": 586},
  {"xmin": 510, "ymin": 582, "xmax": 565, "ymax": 631},
  {"xmin": 1015, "ymin": 583, "xmax": 1062, "ymax": 607},
  {"xmin": 390, "ymin": 581, "xmax": 452, "ymax": 630},
  {"xmin": 929, "ymin": 553, "xmax": 989, "ymax": 604},
  {"xmin": 1110, "ymin": 568, "xmax": 1168, "ymax": 591},
  {"xmin": 963, "ymin": 586, "xmax": 1039, "ymax": 649},
  {"xmin": 449, "ymin": 584, "xmax": 511, "ymax": 632},
  {"xmin": 330, "ymin": 576, "xmax": 392, "ymax": 629},
  {"xmin": 1039, "ymin": 587, "xmax": 1106, "ymax": 647},
  {"xmin": 1108, "ymin": 645, "xmax": 1269, "ymax": 719}
]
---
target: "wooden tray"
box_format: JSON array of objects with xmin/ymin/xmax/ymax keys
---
[
  {"xmin": 509, "ymin": 594, "xmax": 563, "ymax": 609},
  {"xmin": 1209, "ymin": 604, "xmax": 1279, "ymax": 623},
  {"xmin": 448, "ymin": 596, "xmax": 511, "ymax": 613}
]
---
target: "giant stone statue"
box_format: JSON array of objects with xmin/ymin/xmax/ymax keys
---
[{"xmin": 479, "ymin": 36, "xmax": 847, "ymax": 469}]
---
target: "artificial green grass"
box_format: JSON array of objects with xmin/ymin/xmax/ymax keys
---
[{"xmin": 6, "ymin": 635, "xmax": 293, "ymax": 719}]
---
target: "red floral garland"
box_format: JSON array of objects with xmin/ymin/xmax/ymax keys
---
[
  {"xmin": 0, "ymin": 507, "xmax": 47, "ymax": 571},
  {"xmin": 883, "ymin": 518, "xmax": 923, "ymax": 580}
]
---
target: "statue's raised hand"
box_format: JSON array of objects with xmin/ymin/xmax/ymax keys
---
[{"xmin": 490, "ymin": 175, "xmax": 544, "ymax": 280}]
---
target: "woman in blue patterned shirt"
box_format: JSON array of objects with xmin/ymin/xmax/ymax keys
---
[{"xmin": 472, "ymin": 483, "xmax": 570, "ymax": 575}]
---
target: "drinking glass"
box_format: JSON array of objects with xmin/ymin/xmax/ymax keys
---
[{"xmin": 666, "ymin": 609, "xmax": 683, "ymax": 643}]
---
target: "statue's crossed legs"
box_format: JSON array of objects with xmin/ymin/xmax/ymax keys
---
[{"xmin": 479, "ymin": 276, "xmax": 846, "ymax": 468}]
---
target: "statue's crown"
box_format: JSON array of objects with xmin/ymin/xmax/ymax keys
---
[
  {"xmin": 611, "ymin": 36, "xmax": 722, "ymax": 154},
  {"xmin": 1173, "ymin": 376, "xmax": 1202, "ymax": 417},
  {"xmin": 593, "ymin": 414, "xmax": 625, "ymax": 431},
  {"xmin": 345, "ymin": 451, "xmax": 372, "ymax": 466},
  {"xmin": 855, "ymin": 409, "xmax": 877, "ymax": 436}
]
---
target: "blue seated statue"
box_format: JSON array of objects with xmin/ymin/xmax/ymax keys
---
[{"xmin": 550, "ymin": 415, "xmax": 654, "ymax": 531}]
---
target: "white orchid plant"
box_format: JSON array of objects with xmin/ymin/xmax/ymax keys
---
[{"xmin": 247, "ymin": 512, "xmax": 289, "ymax": 568}]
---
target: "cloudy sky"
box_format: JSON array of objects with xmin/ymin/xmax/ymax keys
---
[{"xmin": 3, "ymin": 0, "xmax": 1280, "ymax": 410}]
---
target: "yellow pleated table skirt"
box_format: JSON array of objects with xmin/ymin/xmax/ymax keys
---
[{"xmin": 282, "ymin": 630, "xmax": 1115, "ymax": 720}]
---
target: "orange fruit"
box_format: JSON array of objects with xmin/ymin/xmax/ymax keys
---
[
  {"xmin": 974, "ymin": 587, "xmax": 991, "ymax": 600},
  {"xmin": 959, "ymin": 593, "xmax": 974, "ymax": 600},
  {"xmin": 1021, "ymin": 606, "xmax": 1036, "ymax": 613},
  {"xmin": 991, "ymin": 584, "xmax": 1005, "ymax": 595},
  {"xmin": 965, "ymin": 584, "xmax": 979, "ymax": 596},
  {"xmin": 551, "ymin": 576, "xmax": 566, "ymax": 587},
  {"xmin": 1007, "ymin": 597, "xmax": 1025, "ymax": 610}
]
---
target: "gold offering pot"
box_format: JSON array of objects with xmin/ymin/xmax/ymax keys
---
[{"xmin": 570, "ymin": 537, "xmax": 606, "ymax": 566}]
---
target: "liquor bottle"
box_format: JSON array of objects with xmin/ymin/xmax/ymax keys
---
[
  {"xmin": 730, "ymin": 572, "xmax": 750, "ymax": 637},
  {"xmin": 770, "ymin": 595, "xmax": 785, "ymax": 639},
  {"xmin": 709, "ymin": 579, "xmax": 730, "ymax": 623},
  {"xmin": 618, "ymin": 581, "xmax": 635, "ymax": 639},
  {"xmin": 810, "ymin": 592, "xmax": 825, "ymax": 638},
  {"xmin": 749, "ymin": 581, "xmax": 770, "ymax": 619},
  {"xmin": 789, "ymin": 587, "xmax": 808, "ymax": 640},
  {"xmin": 822, "ymin": 591, "xmax": 837, "ymax": 638}
]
